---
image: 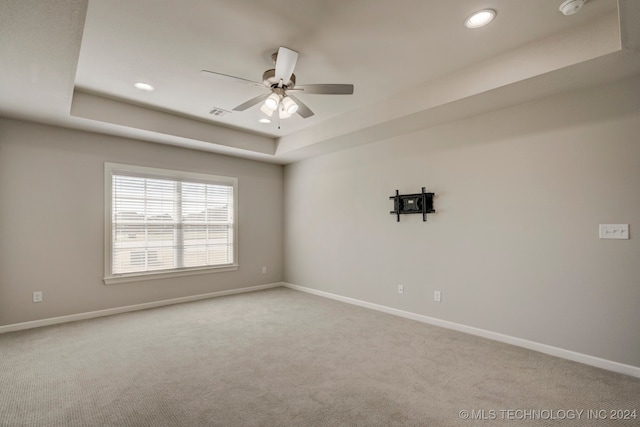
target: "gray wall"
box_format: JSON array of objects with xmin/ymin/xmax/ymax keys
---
[
  {"xmin": 2, "ymin": 75, "xmax": 639, "ymax": 368},
  {"xmin": 0, "ymin": 118, "xmax": 284, "ymax": 326},
  {"xmin": 284, "ymin": 75, "xmax": 640, "ymax": 368}
]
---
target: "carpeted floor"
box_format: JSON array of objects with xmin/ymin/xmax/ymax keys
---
[{"xmin": 0, "ymin": 287, "xmax": 638, "ymax": 426}]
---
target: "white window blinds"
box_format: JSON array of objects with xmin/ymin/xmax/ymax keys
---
[{"xmin": 105, "ymin": 163, "xmax": 237, "ymax": 283}]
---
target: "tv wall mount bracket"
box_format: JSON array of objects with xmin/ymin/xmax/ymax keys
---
[{"xmin": 390, "ymin": 187, "xmax": 435, "ymax": 222}]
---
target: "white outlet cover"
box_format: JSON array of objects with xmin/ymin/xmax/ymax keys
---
[{"xmin": 599, "ymin": 224, "xmax": 629, "ymax": 239}]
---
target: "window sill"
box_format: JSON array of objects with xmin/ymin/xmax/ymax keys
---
[{"xmin": 103, "ymin": 264, "xmax": 239, "ymax": 285}]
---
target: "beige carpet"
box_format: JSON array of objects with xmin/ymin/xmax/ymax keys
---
[{"xmin": 1, "ymin": 287, "xmax": 638, "ymax": 426}]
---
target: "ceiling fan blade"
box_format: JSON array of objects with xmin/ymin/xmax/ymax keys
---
[
  {"xmin": 200, "ymin": 70, "xmax": 264, "ymax": 87},
  {"xmin": 287, "ymin": 94, "xmax": 314, "ymax": 119},
  {"xmin": 274, "ymin": 47, "xmax": 298, "ymax": 83},
  {"xmin": 293, "ymin": 84, "xmax": 354, "ymax": 95},
  {"xmin": 232, "ymin": 92, "xmax": 271, "ymax": 111}
]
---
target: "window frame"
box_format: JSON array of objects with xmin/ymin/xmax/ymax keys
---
[{"xmin": 104, "ymin": 162, "xmax": 238, "ymax": 285}]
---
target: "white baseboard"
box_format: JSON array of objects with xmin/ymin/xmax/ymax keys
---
[
  {"xmin": 282, "ymin": 282, "xmax": 640, "ymax": 379},
  {"xmin": 0, "ymin": 282, "xmax": 283, "ymax": 334},
  {"xmin": 4, "ymin": 281, "xmax": 638, "ymax": 378}
]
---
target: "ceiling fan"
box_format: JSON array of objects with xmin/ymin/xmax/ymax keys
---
[{"xmin": 201, "ymin": 47, "xmax": 354, "ymax": 120}]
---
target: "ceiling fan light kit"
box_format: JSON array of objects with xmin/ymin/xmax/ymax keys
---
[
  {"xmin": 201, "ymin": 46, "xmax": 354, "ymax": 122},
  {"xmin": 260, "ymin": 104, "xmax": 274, "ymax": 117},
  {"xmin": 281, "ymin": 96, "xmax": 298, "ymax": 115},
  {"xmin": 264, "ymin": 93, "xmax": 280, "ymax": 111},
  {"xmin": 260, "ymin": 98, "xmax": 297, "ymax": 119},
  {"xmin": 278, "ymin": 104, "xmax": 292, "ymax": 119}
]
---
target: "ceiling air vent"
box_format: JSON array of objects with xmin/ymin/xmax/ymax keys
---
[{"xmin": 209, "ymin": 107, "xmax": 231, "ymax": 117}]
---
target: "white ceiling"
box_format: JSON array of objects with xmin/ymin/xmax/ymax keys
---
[{"xmin": 1, "ymin": 0, "xmax": 640, "ymax": 164}]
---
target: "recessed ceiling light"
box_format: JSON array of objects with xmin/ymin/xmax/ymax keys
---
[
  {"xmin": 134, "ymin": 82, "xmax": 155, "ymax": 92},
  {"xmin": 465, "ymin": 9, "xmax": 496, "ymax": 29},
  {"xmin": 259, "ymin": 118, "xmax": 271, "ymax": 124}
]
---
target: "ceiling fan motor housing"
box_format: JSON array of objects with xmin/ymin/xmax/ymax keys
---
[{"xmin": 262, "ymin": 69, "xmax": 296, "ymax": 89}]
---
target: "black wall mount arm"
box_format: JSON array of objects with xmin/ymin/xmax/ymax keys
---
[{"xmin": 390, "ymin": 187, "xmax": 435, "ymax": 222}]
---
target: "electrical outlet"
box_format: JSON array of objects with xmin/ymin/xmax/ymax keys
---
[
  {"xmin": 262, "ymin": 266, "xmax": 267, "ymax": 274},
  {"xmin": 398, "ymin": 285, "xmax": 404, "ymax": 294},
  {"xmin": 33, "ymin": 291, "xmax": 43, "ymax": 303},
  {"xmin": 434, "ymin": 291, "xmax": 441, "ymax": 302}
]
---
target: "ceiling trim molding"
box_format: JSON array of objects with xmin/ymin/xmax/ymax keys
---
[{"xmin": 70, "ymin": 90, "xmax": 277, "ymax": 156}]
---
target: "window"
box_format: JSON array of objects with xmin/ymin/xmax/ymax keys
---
[{"xmin": 104, "ymin": 163, "xmax": 238, "ymax": 284}]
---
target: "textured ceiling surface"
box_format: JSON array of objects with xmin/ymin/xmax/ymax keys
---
[{"xmin": 1, "ymin": 0, "xmax": 639, "ymax": 163}]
